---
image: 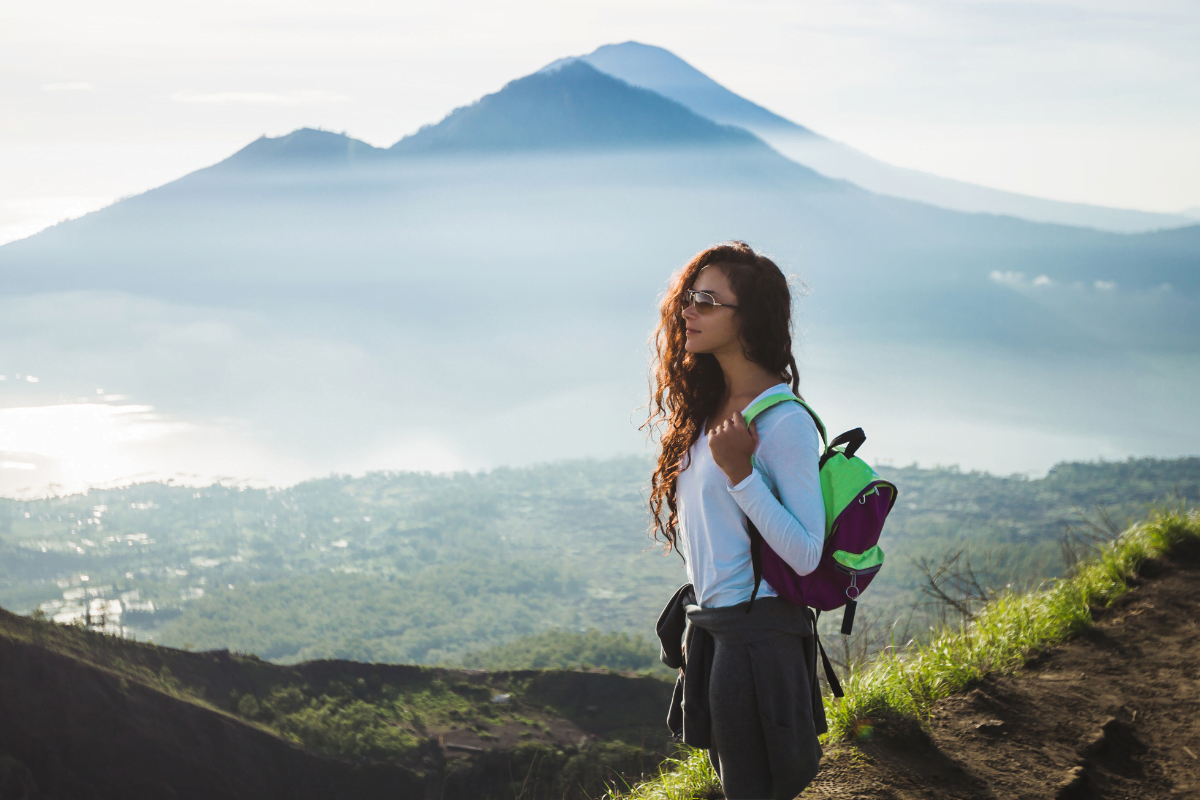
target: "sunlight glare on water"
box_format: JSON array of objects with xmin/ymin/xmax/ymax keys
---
[{"xmin": 0, "ymin": 402, "xmax": 188, "ymax": 494}]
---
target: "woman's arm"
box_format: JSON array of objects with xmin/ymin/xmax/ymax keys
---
[{"xmin": 710, "ymin": 408, "xmax": 824, "ymax": 575}]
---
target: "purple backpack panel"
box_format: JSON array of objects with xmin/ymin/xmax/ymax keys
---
[{"xmin": 760, "ymin": 482, "xmax": 893, "ymax": 611}]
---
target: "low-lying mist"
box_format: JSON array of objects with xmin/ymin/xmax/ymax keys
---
[{"xmin": 2, "ymin": 148, "xmax": 1198, "ymax": 495}]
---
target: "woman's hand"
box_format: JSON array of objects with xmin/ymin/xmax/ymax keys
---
[{"xmin": 708, "ymin": 413, "xmax": 759, "ymax": 486}]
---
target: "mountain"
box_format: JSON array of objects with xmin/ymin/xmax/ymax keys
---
[
  {"xmin": 564, "ymin": 42, "xmax": 1193, "ymax": 233},
  {"xmin": 220, "ymin": 127, "xmax": 386, "ymax": 169},
  {"xmin": 0, "ymin": 60, "xmax": 852, "ymax": 302},
  {"xmin": 393, "ymin": 60, "xmax": 763, "ymax": 153},
  {"xmin": 211, "ymin": 61, "xmax": 767, "ymax": 171},
  {"xmin": 1, "ymin": 51, "xmax": 1198, "ymax": 491},
  {"xmin": 540, "ymin": 45, "xmax": 811, "ymax": 138}
]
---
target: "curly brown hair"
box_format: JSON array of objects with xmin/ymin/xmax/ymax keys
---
[{"xmin": 644, "ymin": 241, "xmax": 801, "ymax": 554}]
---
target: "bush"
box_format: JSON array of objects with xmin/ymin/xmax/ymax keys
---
[{"xmin": 237, "ymin": 693, "xmax": 261, "ymax": 718}]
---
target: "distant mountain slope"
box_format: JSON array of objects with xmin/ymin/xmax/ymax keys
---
[
  {"xmin": 191, "ymin": 61, "xmax": 774, "ymax": 173},
  {"xmin": 541, "ymin": 45, "xmax": 812, "ymax": 138},
  {"xmin": 199, "ymin": 61, "xmax": 766, "ymax": 174},
  {"xmin": 3, "ymin": 53, "xmax": 1197, "ymax": 318},
  {"xmin": 568, "ymin": 42, "xmax": 1193, "ymax": 233},
  {"xmin": 392, "ymin": 60, "xmax": 764, "ymax": 154},
  {"xmin": 7, "ymin": 51, "xmax": 1191, "ymax": 301},
  {"xmin": 220, "ymin": 127, "xmax": 385, "ymax": 169}
]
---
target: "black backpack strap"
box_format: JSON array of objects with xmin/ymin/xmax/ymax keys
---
[
  {"xmin": 808, "ymin": 609, "xmax": 844, "ymax": 698},
  {"xmin": 813, "ymin": 618, "xmax": 844, "ymax": 698},
  {"xmin": 817, "ymin": 636, "xmax": 844, "ymax": 698},
  {"xmin": 840, "ymin": 599, "xmax": 857, "ymax": 635},
  {"xmin": 746, "ymin": 522, "xmax": 763, "ymax": 614}
]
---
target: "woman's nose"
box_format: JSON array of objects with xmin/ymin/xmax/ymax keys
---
[{"xmin": 681, "ymin": 303, "xmax": 697, "ymax": 320}]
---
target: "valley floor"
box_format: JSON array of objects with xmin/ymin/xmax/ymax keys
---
[{"xmin": 803, "ymin": 541, "xmax": 1200, "ymax": 799}]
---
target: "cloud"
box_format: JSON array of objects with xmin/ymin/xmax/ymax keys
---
[
  {"xmin": 989, "ymin": 270, "xmax": 1025, "ymax": 287},
  {"xmin": 991, "ymin": 272, "xmax": 1059, "ymax": 290},
  {"xmin": 168, "ymin": 90, "xmax": 350, "ymax": 105},
  {"xmin": 1094, "ymin": 280, "xmax": 1116, "ymax": 291},
  {"xmin": 42, "ymin": 82, "xmax": 94, "ymax": 92}
]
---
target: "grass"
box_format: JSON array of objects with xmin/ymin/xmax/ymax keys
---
[
  {"xmin": 611, "ymin": 506, "xmax": 1200, "ymax": 800},
  {"xmin": 605, "ymin": 747, "xmax": 720, "ymax": 800},
  {"xmin": 826, "ymin": 506, "xmax": 1198, "ymax": 736}
]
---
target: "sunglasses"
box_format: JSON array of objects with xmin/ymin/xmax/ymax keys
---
[{"xmin": 683, "ymin": 289, "xmax": 740, "ymax": 313}]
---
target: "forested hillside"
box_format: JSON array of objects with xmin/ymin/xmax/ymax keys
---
[
  {"xmin": 2, "ymin": 456, "xmax": 1196, "ymax": 667},
  {"xmin": 0, "ymin": 605, "xmax": 675, "ymax": 800}
]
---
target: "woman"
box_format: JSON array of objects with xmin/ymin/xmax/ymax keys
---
[{"xmin": 648, "ymin": 241, "xmax": 825, "ymax": 800}]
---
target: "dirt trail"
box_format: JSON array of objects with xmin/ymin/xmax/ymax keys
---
[{"xmin": 803, "ymin": 541, "xmax": 1200, "ymax": 800}]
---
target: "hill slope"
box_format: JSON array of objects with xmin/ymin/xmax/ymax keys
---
[
  {"xmin": 806, "ymin": 540, "xmax": 1200, "ymax": 799},
  {"xmin": 0, "ymin": 607, "xmax": 674, "ymax": 800}
]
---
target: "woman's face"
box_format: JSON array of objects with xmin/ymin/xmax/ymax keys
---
[{"xmin": 682, "ymin": 266, "xmax": 741, "ymax": 355}]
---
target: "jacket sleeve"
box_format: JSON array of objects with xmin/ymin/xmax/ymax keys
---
[
  {"xmin": 656, "ymin": 584, "xmax": 694, "ymax": 669},
  {"xmin": 726, "ymin": 408, "xmax": 825, "ymax": 576}
]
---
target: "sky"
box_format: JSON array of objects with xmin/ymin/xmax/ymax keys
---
[{"xmin": 3, "ymin": 0, "xmax": 1200, "ymax": 245}]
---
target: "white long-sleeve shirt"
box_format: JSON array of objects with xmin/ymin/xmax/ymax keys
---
[{"xmin": 677, "ymin": 383, "xmax": 825, "ymax": 608}]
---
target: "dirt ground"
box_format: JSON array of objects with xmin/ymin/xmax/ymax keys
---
[{"xmin": 801, "ymin": 541, "xmax": 1200, "ymax": 800}]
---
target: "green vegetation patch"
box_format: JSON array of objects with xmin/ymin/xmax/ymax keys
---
[
  {"xmin": 5, "ymin": 457, "xmax": 1199, "ymax": 671},
  {"xmin": 462, "ymin": 628, "xmax": 673, "ymax": 678},
  {"xmin": 0, "ymin": 607, "xmax": 674, "ymax": 774},
  {"xmin": 158, "ymin": 559, "xmax": 585, "ymax": 664},
  {"xmin": 611, "ymin": 748, "xmax": 720, "ymax": 800}
]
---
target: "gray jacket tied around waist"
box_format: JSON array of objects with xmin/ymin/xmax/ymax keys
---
[{"xmin": 657, "ymin": 584, "xmax": 826, "ymax": 798}]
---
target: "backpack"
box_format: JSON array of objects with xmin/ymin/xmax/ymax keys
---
[{"xmin": 741, "ymin": 392, "xmax": 898, "ymax": 693}]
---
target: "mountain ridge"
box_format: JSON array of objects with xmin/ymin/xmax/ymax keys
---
[
  {"xmin": 392, "ymin": 60, "xmax": 766, "ymax": 154},
  {"xmin": 566, "ymin": 42, "xmax": 1193, "ymax": 233},
  {"xmin": 220, "ymin": 128, "xmax": 385, "ymax": 169},
  {"xmin": 212, "ymin": 60, "xmax": 774, "ymax": 173},
  {"xmin": 546, "ymin": 42, "xmax": 816, "ymax": 137},
  {"xmin": 0, "ymin": 605, "xmax": 673, "ymax": 800}
]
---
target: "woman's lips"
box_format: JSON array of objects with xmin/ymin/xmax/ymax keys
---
[{"xmin": 685, "ymin": 328, "xmax": 700, "ymax": 335}]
